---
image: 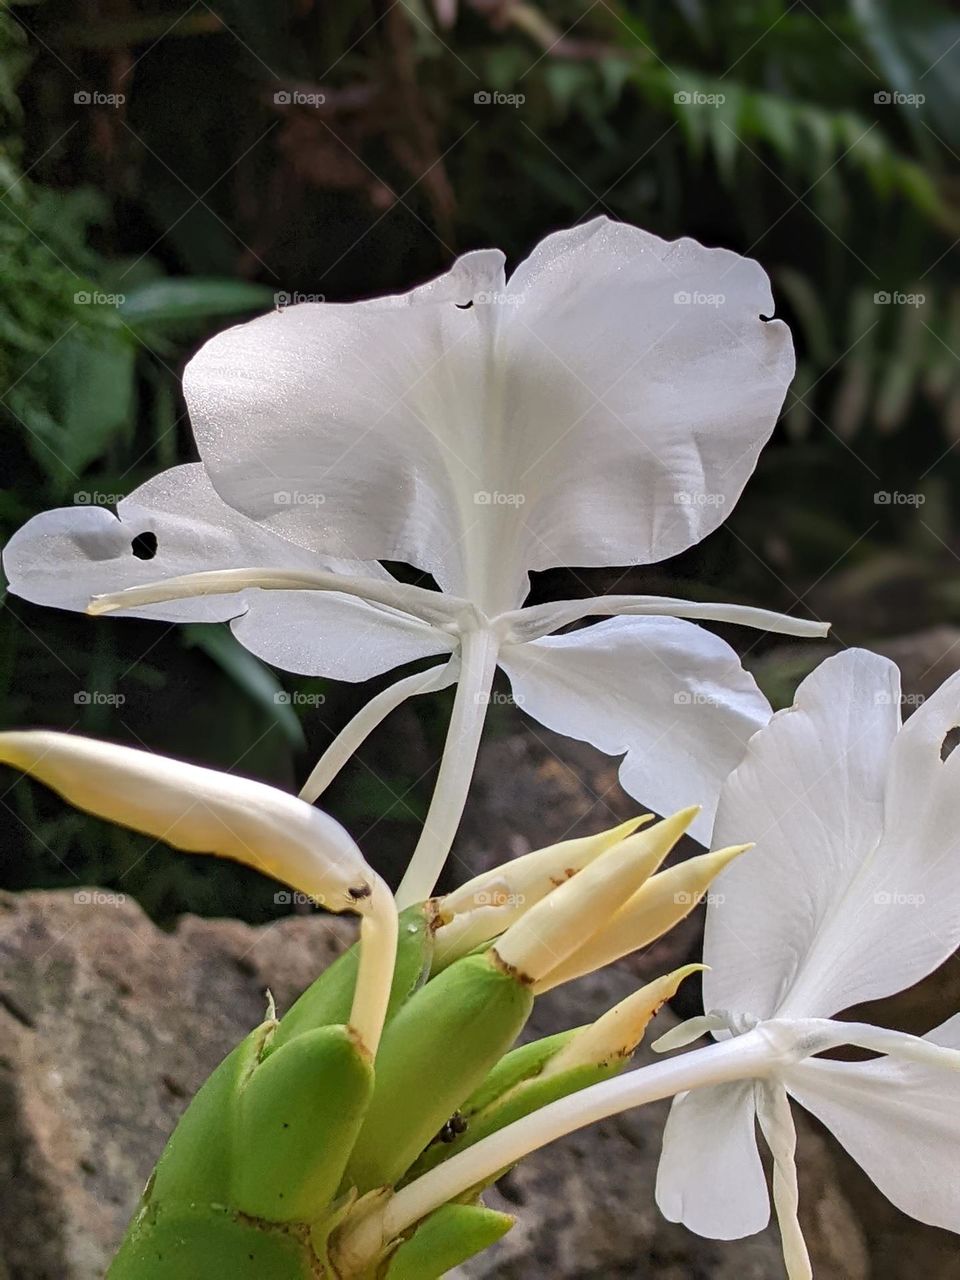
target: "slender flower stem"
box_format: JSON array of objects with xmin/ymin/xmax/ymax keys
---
[
  {"xmin": 333, "ymin": 1030, "xmax": 775, "ymax": 1273},
  {"xmin": 502, "ymin": 594, "xmax": 831, "ymax": 644},
  {"xmin": 349, "ymin": 874, "xmax": 399, "ymax": 1058},
  {"xmin": 756, "ymin": 1084, "xmax": 812, "ymax": 1280},
  {"xmin": 299, "ymin": 663, "xmax": 458, "ymax": 804},
  {"xmin": 395, "ymin": 628, "xmax": 500, "ymax": 909},
  {"xmin": 86, "ymin": 567, "xmax": 465, "ymax": 628}
]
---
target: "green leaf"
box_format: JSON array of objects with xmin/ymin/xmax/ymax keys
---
[
  {"xmin": 120, "ymin": 278, "xmax": 274, "ymax": 329},
  {"xmin": 182, "ymin": 624, "xmax": 306, "ymax": 749}
]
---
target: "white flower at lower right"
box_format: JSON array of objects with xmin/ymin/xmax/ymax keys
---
[{"xmin": 655, "ymin": 647, "xmax": 960, "ymax": 1278}]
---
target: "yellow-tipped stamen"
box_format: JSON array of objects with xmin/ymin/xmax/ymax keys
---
[
  {"xmin": 0, "ymin": 730, "xmax": 375, "ymax": 913},
  {"xmin": 432, "ymin": 816, "xmax": 652, "ymax": 971},
  {"xmin": 542, "ymin": 965, "xmax": 706, "ymax": 1076},
  {"xmin": 533, "ymin": 843, "xmax": 751, "ymax": 994},
  {"xmin": 492, "ymin": 807, "xmax": 700, "ymax": 986}
]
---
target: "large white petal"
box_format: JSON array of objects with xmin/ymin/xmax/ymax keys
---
[
  {"xmin": 498, "ymin": 615, "xmax": 771, "ymax": 845},
  {"xmin": 184, "ymin": 251, "xmax": 517, "ymax": 610},
  {"xmin": 785, "ymin": 1013, "xmax": 960, "ymax": 1232},
  {"xmin": 655, "ymin": 1081, "xmax": 769, "ymax": 1239},
  {"xmin": 705, "ymin": 649, "xmax": 903, "ymax": 1021},
  {"xmin": 184, "ymin": 219, "xmax": 792, "ymax": 614},
  {"xmin": 3, "ymin": 464, "xmax": 450, "ymax": 681},
  {"xmin": 497, "ymin": 218, "xmax": 794, "ymax": 572}
]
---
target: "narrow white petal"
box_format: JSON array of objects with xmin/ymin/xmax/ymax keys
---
[
  {"xmin": 299, "ymin": 661, "xmax": 457, "ymax": 802},
  {"xmin": 785, "ymin": 1013, "xmax": 960, "ymax": 1232},
  {"xmin": 499, "ymin": 615, "xmax": 771, "ymax": 845},
  {"xmin": 655, "ymin": 1081, "xmax": 770, "ymax": 1239},
  {"xmin": 706, "ymin": 648, "xmax": 904, "ymax": 1020},
  {"xmin": 505, "ymin": 594, "xmax": 829, "ymax": 643}
]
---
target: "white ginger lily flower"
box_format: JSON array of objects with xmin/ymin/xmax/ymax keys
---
[
  {"xmin": 654, "ymin": 649, "xmax": 960, "ymax": 1278},
  {"xmin": 3, "ymin": 218, "xmax": 824, "ymax": 904}
]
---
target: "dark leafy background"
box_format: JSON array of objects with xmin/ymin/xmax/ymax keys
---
[{"xmin": 1, "ymin": 0, "xmax": 958, "ymax": 921}]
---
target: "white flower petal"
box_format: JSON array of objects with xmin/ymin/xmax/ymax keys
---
[
  {"xmin": 184, "ymin": 252, "xmax": 518, "ymax": 611},
  {"xmin": 230, "ymin": 590, "xmax": 453, "ymax": 682},
  {"xmin": 706, "ymin": 649, "xmax": 904, "ymax": 1020},
  {"xmin": 862, "ymin": 665, "xmax": 960, "ymax": 995},
  {"xmin": 3, "ymin": 463, "xmax": 449, "ymax": 682},
  {"xmin": 785, "ymin": 1013, "xmax": 960, "ymax": 1232},
  {"xmin": 184, "ymin": 219, "xmax": 792, "ymax": 614},
  {"xmin": 498, "ymin": 615, "xmax": 772, "ymax": 845},
  {"xmin": 709, "ymin": 649, "xmax": 960, "ymax": 1020},
  {"xmin": 497, "ymin": 218, "xmax": 794, "ymax": 572},
  {"xmin": 655, "ymin": 1082, "xmax": 769, "ymax": 1239}
]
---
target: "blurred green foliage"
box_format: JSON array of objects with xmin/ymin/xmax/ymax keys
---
[{"xmin": 1, "ymin": 0, "xmax": 958, "ymax": 919}]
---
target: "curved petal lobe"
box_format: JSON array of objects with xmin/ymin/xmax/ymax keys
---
[
  {"xmin": 785, "ymin": 1014, "xmax": 960, "ymax": 1233},
  {"xmin": 498, "ymin": 615, "xmax": 771, "ymax": 845},
  {"xmin": 656, "ymin": 1081, "xmax": 769, "ymax": 1239}
]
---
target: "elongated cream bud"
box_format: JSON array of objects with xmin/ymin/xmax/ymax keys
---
[
  {"xmin": 534, "ymin": 843, "xmax": 751, "ymax": 993},
  {"xmin": 433, "ymin": 816, "xmax": 652, "ymax": 971},
  {"xmin": 492, "ymin": 808, "xmax": 699, "ymax": 985},
  {"xmin": 0, "ymin": 730, "xmax": 375, "ymax": 913},
  {"xmin": 543, "ymin": 965, "xmax": 706, "ymax": 1076}
]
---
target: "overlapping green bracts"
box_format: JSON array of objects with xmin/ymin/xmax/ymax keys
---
[
  {"xmin": 108, "ymin": 920, "xmax": 529, "ymax": 1280},
  {"xmin": 343, "ymin": 951, "xmax": 534, "ymax": 1194}
]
